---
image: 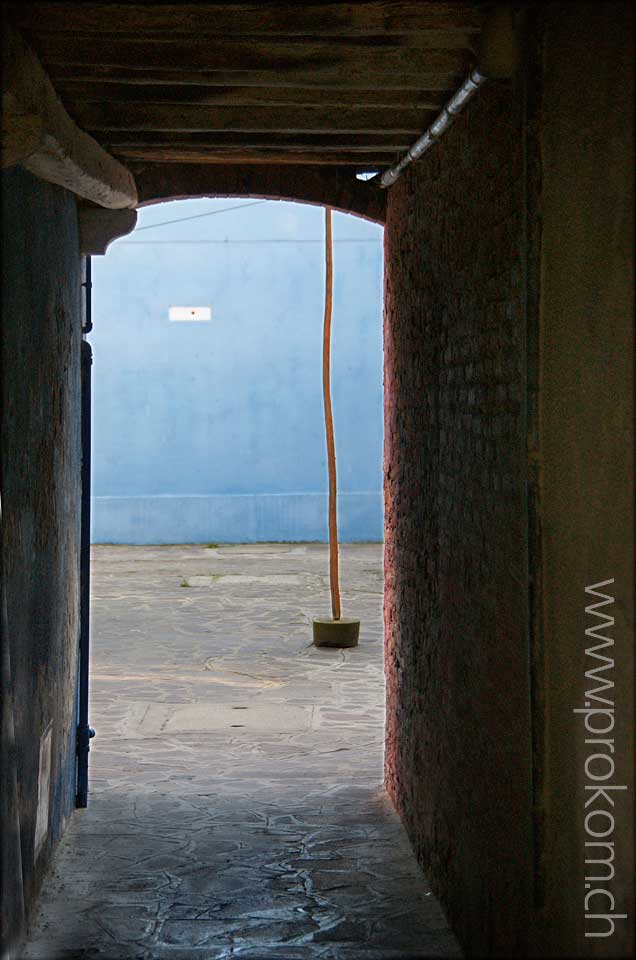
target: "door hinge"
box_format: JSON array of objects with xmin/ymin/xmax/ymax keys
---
[{"xmin": 76, "ymin": 724, "xmax": 96, "ymax": 755}]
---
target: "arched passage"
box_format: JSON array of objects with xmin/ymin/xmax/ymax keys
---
[
  {"xmin": 80, "ymin": 165, "xmax": 385, "ymax": 255},
  {"xmin": 3, "ymin": 4, "xmax": 634, "ymax": 958},
  {"xmin": 133, "ymin": 163, "xmax": 386, "ymax": 225}
]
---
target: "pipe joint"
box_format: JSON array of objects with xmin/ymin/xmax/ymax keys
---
[{"xmin": 379, "ymin": 68, "xmax": 488, "ymax": 189}]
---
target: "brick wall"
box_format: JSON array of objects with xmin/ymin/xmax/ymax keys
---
[{"xmin": 383, "ymin": 81, "xmax": 533, "ymax": 955}]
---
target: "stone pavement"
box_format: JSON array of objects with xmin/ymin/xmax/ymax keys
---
[{"xmin": 22, "ymin": 544, "xmax": 461, "ymax": 960}]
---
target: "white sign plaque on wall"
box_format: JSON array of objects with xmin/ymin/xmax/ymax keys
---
[
  {"xmin": 169, "ymin": 306, "xmax": 211, "ymax": 322},
  {"xmin": 34, "ymin": 721, "xmax": 53, "ymax": 861}
]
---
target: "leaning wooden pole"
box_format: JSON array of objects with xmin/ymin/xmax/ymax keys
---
[
  {"xmin": 312, "ymin": 208, "xmax": 359, "ymax": 649},
  {"xmin": 322, "ymin": 206, "xmax": 341, "ymax": 621}
]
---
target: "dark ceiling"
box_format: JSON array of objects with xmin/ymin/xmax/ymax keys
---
[{"xmin": 9, "ymin": 1, "xmax": 484, "ymax": 175}]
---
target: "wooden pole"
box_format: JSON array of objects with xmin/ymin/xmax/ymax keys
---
[{"xmin": 322, "ymin": 206, "xmax": 341, "ymax": 621}]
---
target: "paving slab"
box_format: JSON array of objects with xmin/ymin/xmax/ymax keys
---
[{"xmin": 21, "ymin": 544, "xmax": 461, "ymax": 960}]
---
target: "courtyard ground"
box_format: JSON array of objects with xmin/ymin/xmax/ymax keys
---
[{"xmin": 22, "ymin": 544, "xmax": 460, "ymax": 959}]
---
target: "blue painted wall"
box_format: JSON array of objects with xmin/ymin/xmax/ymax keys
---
[{"xmin": 90, "ymin": 199, "xmax": 384, "ymax": 543}]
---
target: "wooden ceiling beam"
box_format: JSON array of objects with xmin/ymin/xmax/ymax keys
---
[
  {"xmin": 100, "ymin": 132, "xmax": 411, "ymax": 149},
  {"xmin": 1, "ymin": 22, "xmax": 136, "ymax": 207},
  {"xmin": 71, "ymin": 103, "xmax": 434, "ymax": 134},
  {"xmin": 30, "ymin": 36, "xmax": 470, "ymax": 82},
  {"xmin": 46, "ymin": 64, "xmax": 462, "ymax": 91},
  {"xmin": 53, "ymin": 81, "xmax": 445, "ymax": 111},
  {"xmin": 110, "ymin": 149, "xmax": 395, "ymax": 165},
  {"xmin": 30, "ymin": 30, "xmax": 476, "ymax": 51},
  {"xmin": 11, "ymin": 3, "xmax": 483, "ymax": 37}
]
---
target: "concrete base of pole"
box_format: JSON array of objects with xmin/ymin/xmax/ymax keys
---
[{"xmin": 312, "ymin": 618, "xmax": 360, "ymax": 648}]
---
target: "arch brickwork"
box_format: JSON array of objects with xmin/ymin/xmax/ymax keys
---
[{"xmin": 132, "ymin": 163, "xmax": 386, "ymax": 225}]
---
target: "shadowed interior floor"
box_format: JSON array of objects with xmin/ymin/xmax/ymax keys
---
[{"xmin": 22, "ymin": 543, "xmax": 461, "ymax": 959}]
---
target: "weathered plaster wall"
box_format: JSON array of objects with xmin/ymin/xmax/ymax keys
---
[
  {"xmin": 1, "ymin": 166, "xmax": 82, "ymax": 955},
  {"xmin": 534, "ymin": 4, "xmax": 635, "ymax": 956},
  {"xmin": 90, "ymin": 200, "xmax": 384, "ymax": 544},
  {"xmin": 383, "ymin": 74, "xmax": 533, "ymax": 956}
]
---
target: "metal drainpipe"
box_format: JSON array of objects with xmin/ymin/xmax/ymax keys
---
[
  {"xmin": 377, "ymin": 5, "xmax": 519, "ymax": 188},
  {"xmin": 76, "ymin": 257, "xmax": 95, "ymax": 808},
  {"xmin": 379, "ymin": 68, "xmax": 489, "ymax": 188}
]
